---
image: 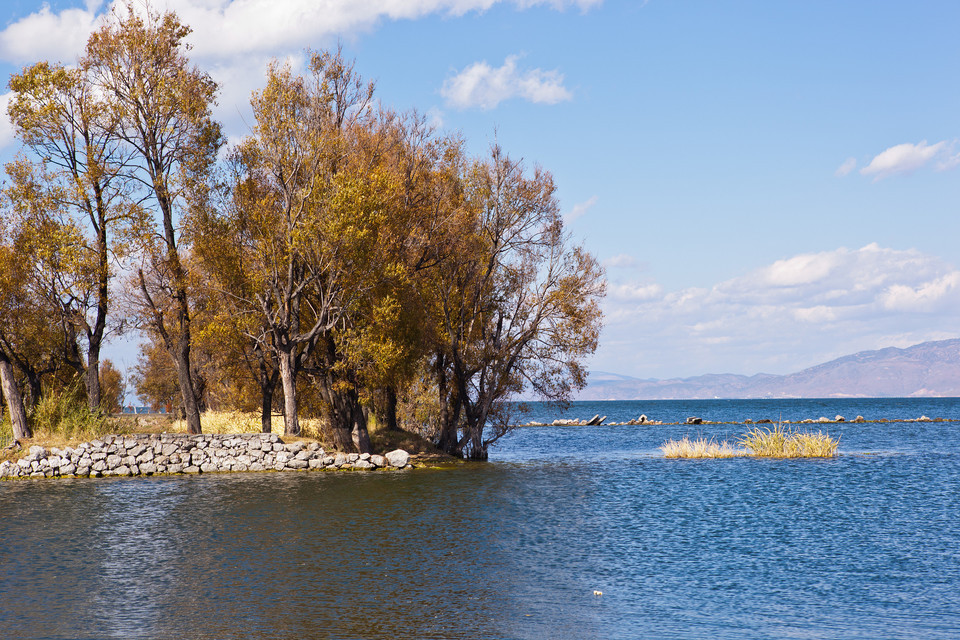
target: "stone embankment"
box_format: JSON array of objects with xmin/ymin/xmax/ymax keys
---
[{"xmin": 0, "ymin": 433, "xmax": 411, "ymax": 480}]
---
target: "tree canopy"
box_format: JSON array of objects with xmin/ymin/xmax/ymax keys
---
[{"xmin": 2, "ymin": 5, "xmax": 605, "ymax": 458}]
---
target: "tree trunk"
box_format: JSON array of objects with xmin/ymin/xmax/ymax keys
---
[
  {"xmin": 380, "ymin": 386, "xmax": 399, "ymax": 431},
  {"xmin": 353, "ymin": 400, "xmax": 371, "ymax": 454},
  {"xmin": 172, "ymin": 334, "xmax": 202, "ymax": 434},
  {"xmin": 85, "ymin": 349, "xmax": 102, "ymax": 412},
  {"xmin": 278, "ymin": 349, "xmax": 300, "ymax": 436},
  {"xmin": 0, "ymin": 355, "xmax": 31, "ymax": 440},
  {"xmin": 260, "ymin": 366, "xmax": 278, "ymax": 433}
]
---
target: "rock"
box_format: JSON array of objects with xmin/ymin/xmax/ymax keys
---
[
  {"xmin": 308, "ymin": 459, "xmax": 325, "ymax": 470},
  {"xmin": 686, "ymin": 417, "xmax": 703, "ymax": 425},
  {"xmin": 835, "ymin": 415, "xmax": 845, "ymax": 422},
  {"xmin": 200, "ymin": 462, "xmax": 219, "ymax": 473},
  {"xmin": 853, "ymin": 415, "xmax": 865, "ymax": 423},
  {"xmin": 29, "ymin": 445, "xmax": 46, "ymax": 458},
  {"xmin": 286, "ymin": 459, "xmax": 308, "ymax": 470},
  {"xmin": 585, "ymin": 414, "xmax": 602, "ymax": 426},
  {"xmin": 347, "ymin": 453, "xmax": 360, "ymax": 463},
  {"xmin": 353, "ymin": 459, "xmax": 375, "ymax": 470},
  {"xmin": 757, "ymin": 419, "xmax": 772, "ymax": 424},
  {"xmin": 385, "ymin": 449, "xmax": 410, "ymax": 468},
  {"xmin": 359, "ymin": 452, "xmax": 371, "ymax": 461},
  {"xmin": 817, "ymin": 417, "xmax": 830, "ymax": 423},
  {"xmin": 370, "ymin": 455, "xmax": 386, "ymax": 468},
  {"xmin": 638, "ymin": 415, "xmax": 648, "ymax": 424},
  {"xmin": 918, "ymin": 415, "xmax": 932, "ymax": 422}
]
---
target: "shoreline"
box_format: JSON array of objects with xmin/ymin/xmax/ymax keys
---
[{"xmin": 0, "ymin": 432, "xmax": 416, "ymax": 481}]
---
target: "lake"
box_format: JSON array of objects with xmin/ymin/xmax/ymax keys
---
[{"xmin": 2, "ymin": 398, "xmax": 959, "ymax": 639}]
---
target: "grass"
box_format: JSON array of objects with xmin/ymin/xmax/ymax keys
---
[
  {"xmin": 739, "ymin": 424, "xmax": 839, "ymax": 458},
  {"xmin": 661, "ymin": 436, "xmax": 739, "ymax": 459},
  {"xmin": 662, "ymin": 424, "xmax": 840, "ymax": 459}
]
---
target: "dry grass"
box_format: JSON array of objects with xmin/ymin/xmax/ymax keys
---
[
  {"xmin": 661, "ymin": 436, "xmax": 739, "ymax": 459},
  {"xmin": 738, "ymin": 424, "xmax": 839, "ymax": 458},
  {"xmin": 662, "ymin": 424, "xmax": 840, "ymax": 459}
]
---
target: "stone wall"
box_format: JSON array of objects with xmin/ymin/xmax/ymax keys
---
[{"xmin": 0, "ymin": 433, "xmax": 411, "ymax": 480}]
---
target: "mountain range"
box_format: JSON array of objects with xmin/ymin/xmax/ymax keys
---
[{"xmin": 579, "ymin": 339, "xmax": 960, "ymax": 400}]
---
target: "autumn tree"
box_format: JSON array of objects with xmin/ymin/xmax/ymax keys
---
[
  {"xmin": 206, "ymin": 49, "xmax": 391, "ymax": 444},
  {"xmin": 98, "ymin": 359, "xmax": 126, "ymax": 413},
  {"xmin": 426, "ymin": 145, "xmax": 605, "ymax": 459},
  {"xmin": 6, "ymin": 59, "xmax": 136, "ymax": 413},
  {"xmin": 0, "ymin": 244, "xmax": 32, "ymax": 441},
  {"xmin": 84, "ymin": 2, "xmax": 222, "ymax": 433}
]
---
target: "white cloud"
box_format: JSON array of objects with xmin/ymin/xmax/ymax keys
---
[
  {"xmin": 594, "ymin": 244, "xmax": 960, "ymax": 378},
  {"xmin": 604, "ymin": 253, "xmax": 638, "ymax": 269},
  {"xmin": 564, "ymin": 195, "xmax": 597, "ymax": 223},
  {"xmin": 835, "ymin": 157, "xmax": 856, "ymax": 177},
  {"xmin": 0, "ymin": 0, "xmax": 592, "ymax": 153},
  {"xmin": 0, "ymin": 92, "xmax": 15, "ymax": 150},
  {"xmin": 0, "ymin": 1, "xmax": 599, "ymax": 64},
  {"xmin": 860, "ymin": 140, "xmax": 959, "ymax": 180},
  {"xmin": 609, "ymin": 282, "xmax": 662, "ymax": 301},
  {"xmin": 0, "ymin": 4, "xmax": 103, "ymax": 63},
  {"xmin": 441, "ymin": 55, "xmax": 573, "ymax": 110}
]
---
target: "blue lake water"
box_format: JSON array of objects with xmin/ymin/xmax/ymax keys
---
[{"xmin": 2, "ymin": 398, "xmax": 959, "ymax": 639}]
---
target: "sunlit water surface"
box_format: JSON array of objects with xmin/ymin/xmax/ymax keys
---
[{"xmin": 2, "ymin": 399, "xmax": 959, "ymax": 639}]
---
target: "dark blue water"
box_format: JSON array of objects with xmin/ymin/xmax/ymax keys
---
[{"xmin": 2, "ymin": 399, "xmax": 959, "ymax": 639}]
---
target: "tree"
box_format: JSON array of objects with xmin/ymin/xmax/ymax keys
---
[
  {"xmin": 212, "ymin": 49, "xmax": 389, "ymax": 444},
  {"xmin": 426, "ymin": 145, "xmax": 605, "ymax": 459},
  {"xmin": 84, "ymin": 2, "xmax": 222, "ymax": 434},
  {"xmin": 129, "ymin": 340, "xmax": 180, "ymax": 412},
  {"xmin": 6, "ymin": 59, "xmax": 135, "ymax": 413},
  {"xmin": 98, "ymin": 359, "xmax": 126, "ymax": 413}
]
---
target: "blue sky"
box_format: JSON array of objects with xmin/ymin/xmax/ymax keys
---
[{"xmin": 2, "ymin": 0, "xmax": 960, "ymax": 381}]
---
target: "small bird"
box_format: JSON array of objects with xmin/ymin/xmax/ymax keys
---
[{"xmin": 593, "ymin": 590, "xmax": 603, "ymax": 597}]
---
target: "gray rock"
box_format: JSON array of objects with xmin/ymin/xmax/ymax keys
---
[
  {"xmin": 183, "ymin": 466, "xmax": 201, "ymax": 474},
  {"xmin": 140, "ymin": 463, "xmax": 157, "ymax": 475},
  {"xmin": 333, "ymin": 453, "xmax": 348, "ymax": 467},
  {"xmin": 294, "ymin": 450, "xmax": 312, "ymax": 461},
  {"xmin": 686, "ymin": 417, "xmax": 702, "ymax": 425},
  {"xmin": 286, "ymin": 459, "xmax": 308, "ymax": 470},
  {"xmin": 354, "ymin": 460, "xmax": 375, "ymax": 470},
  {"xmin": 370, "ymin": 455, "xmax": 386, "ymax": 467},
  {"xmin": 114, "ymin": 466, "xmax": 132, "ymax": 476},
  {"xmin": 200, "ymin": 462, "xmax": 219, "ymax": 473},
  {"xmin": 60, "ymin": 463, "xmax": 77, "ymax": 476},
  {"xmin": 308, "ymin": 459, "xmax": 325, "ymax": 470},
  {"xmin": 166, "ymin": 464, "xmax": 184, "ymax": 474},
  {"xmin": 105, "ymin": 454, "xmax": 122, "ymax": 468},
  {"xmin": 284, "ymin": 442, "xmax": 305, "ymax": 453},
  {"xmin": 29, "ymin": 445, "xmax": 46, "ymax": 458},
  {"xmin": 385, "ymin": 449, "xmax": 410, "ymax": 468},
  {"xmin": 359, "ymin": 452, "xmax": 371, "ymax": 461},
  {"xmin": 347, "ymin": 453, "xmax": 360, "ymax": 463}
]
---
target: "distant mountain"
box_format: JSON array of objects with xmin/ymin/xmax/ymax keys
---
[{"xmin": 578, "ymin": 339, "xmax": 960, "ymax": 399}]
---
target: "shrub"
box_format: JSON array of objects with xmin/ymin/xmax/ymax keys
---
[{"xmin": 30, "ymin": 382, "xmax": 116, "ymax": 441}]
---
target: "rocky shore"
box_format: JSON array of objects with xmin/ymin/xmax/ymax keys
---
[
  {"xmin": 0, "ymin": 432, "xmax": 411, "ymax": 480},
  {"xmin": 523, "ymin": 414, "xmax": 949, "ymax": 427}
]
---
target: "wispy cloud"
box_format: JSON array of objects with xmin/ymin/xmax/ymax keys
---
[
  {"xmin": 860, "ymin": 140, "xmax": 959, "ymax": 181},
  {"xmin": 564, "ymin": 195, "xmax": 598, "ymax": 223},
  {"xmin": 834, "ymin": 157, "xmax": 857, "ymax": 177},
  {"xmin": 603, "ymin": 253, "xmax": 639, "ymax": 269},
  {"xmin": 596, "ymin": 244, "xmax": 960, "ymax": 377},
  {"xmin": 441, "ymin": 55, "xmax": 573, "ymax": 110}
]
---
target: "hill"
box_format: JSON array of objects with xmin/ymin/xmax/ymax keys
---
[{"xmin": 578, "ymin": 339, "xmax": 960, "ymax": 399}]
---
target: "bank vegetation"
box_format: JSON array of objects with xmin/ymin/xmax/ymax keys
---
[{"xmin": 0, "ymin": 3, "xmax": 605, "ymax": 460}]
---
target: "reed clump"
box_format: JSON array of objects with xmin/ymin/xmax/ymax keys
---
[
  {"xmin": 662, "ymin": 424, "xmax": 839, "ymax": 459},
  {"xmin": 661, "ymin": 436, "xmax": 738, "ymax": 459},
  {"xmin": 739, "ymin": 424, "xmax": 839, "ymax": 457}
]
